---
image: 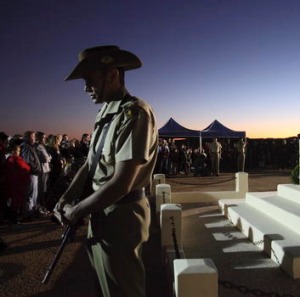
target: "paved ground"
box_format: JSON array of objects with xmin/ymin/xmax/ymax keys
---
[{"xmin": 1, "ymin": 169, "xmax": 299, "ymax": 297}]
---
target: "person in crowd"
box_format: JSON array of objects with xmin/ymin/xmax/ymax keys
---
[
  {"xmin": 236, "ymin": 138, "xmax": 246, "ymax": 172},
  {"xmin": 57, "ymin": 134, "xmax": 63, "ymax": 146},
  {"xmin": 0, "ymin": 133, "xmax": 9, "ymax": 245},
  {"xmin": 46, "ymin": 134, "xmax": 54, "ymax": 148},
  {"xmin": 20, "ymin": 131, "xmax": 42, "ymax": 218},
  {"xmin": 72, "ymin": 138, "xmax": 88, "ymax": 167},
  {"xmin": 153, "ymin": 138, "xmax": 163, "ymax": 174},
  {"xmin": 54, "ymin": 45, "xmax": 158, "ymax": 297},
  {"xmin": 185, "ymin": 147, "xmax": 192, "ymax": 175},
  {"xmin": 35, "ymin": 132, "xmax": 52, "ymax": 213},
  {"xmin": 60, "ymin": 134, "xmax": 69, "ymax": 159},
  {"xmin": 257, "ymin": 141, "xmax": 267, "ymax": 168},
  {"xmin": 178, "ymin": 144, "xmax": 188, "ymax": 174},
  {"xmin": 209, "ymin": 138, "xmax": 222, "ymax": 176},
  {"xmin": 192, "ymin": 148, "xmax": 207, "ymax": 176},
  {"xmin": 0, "ymin": 132, "xmax": 9, "ymax": 223},
  {"xmin": 277, "ymin": 139, "xmax": 289, "ymax": 170},
  {"xmin": 168, "ymin": 139, "xmax": 178, "ymax": 175},
  {"xmin": 158, "ymin": 139, "xmax": 170, "ymax": 174},
  {"xmin": 61, "ymin": 134, "xmax": 69, "ymax": 148},
  {"xmin": 63, "ymin": 138, "xmax": 80, "ymax": 160},
  {"xmin": 58, "ymin": 138, "xmax": 87, "ymax": 180},
  {"xmin": 47, "ymin": 134, "xmax": 65, "ymax": 190},
  {"xmin": 9, "ymin": 134, "xmax": 23, "ymax": 146},
  {"xmin": 4, "ymin": 143, "xmax": 31, "ymax": 223},
  {"xmin": 79, "ymin": 133, "xmax": 91, "ymax": 157}
]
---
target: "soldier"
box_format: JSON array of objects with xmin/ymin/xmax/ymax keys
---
[
  {"xmin": 54, "ymin": 45, "xmax": 158, "ymax": 297},
  {"xmin": 236, "ymin": 138, "xmax": 246, "ymax": 172},
  {"xmin": 209, "ymin": 138, "xmax": 222, "ymax": 176}
]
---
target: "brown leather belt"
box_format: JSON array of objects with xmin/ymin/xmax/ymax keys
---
[{"xmin": 117, "ymin": 189, "xmax": 143, "ymax": 204}]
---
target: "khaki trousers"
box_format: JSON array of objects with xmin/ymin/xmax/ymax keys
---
[{"xmin": 86, "ymin": 197, "xmax": 151, "ymax": 297}]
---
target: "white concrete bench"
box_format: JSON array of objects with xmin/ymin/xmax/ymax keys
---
[
  {"xmin": 277, "ymin": 184, "xmax": 300, "ymax": 204},
  {"xmin": 218, "ymin": 198, "xmax": 245, "ymax": 216},
  {"xmin": 222, "ymin": 191, "xmax": 300, "ymax": 279},
  {"xmin": 245, "ymin": 191, "xmax": 300, "ymax": 235}
]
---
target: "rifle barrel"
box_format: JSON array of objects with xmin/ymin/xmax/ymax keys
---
[{"xmin": 42, "ymin": 225, "xmax": 73, "ymax": 284}]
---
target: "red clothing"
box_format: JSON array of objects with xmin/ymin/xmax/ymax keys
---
[{"xmin": 5, "ymin": 155, "xmax": 30, "ymax": 212}]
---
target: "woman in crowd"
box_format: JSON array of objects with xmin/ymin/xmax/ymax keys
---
[
  {"xmin": 35, "ymin": 132, "xmax": 52, "ymax": 213},
  {"xmin": 47, "ymin": 134, "xmax": 65, "ymax": 189}
]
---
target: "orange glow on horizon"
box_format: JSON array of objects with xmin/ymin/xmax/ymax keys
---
[{"xmin": 183, "ymin": 122, "xmax": 300, "ymax": 140}]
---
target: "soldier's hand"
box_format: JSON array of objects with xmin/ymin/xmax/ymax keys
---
[{"xmin": 61, "ymin": 204, "xmax": 78, "ymax": 226}]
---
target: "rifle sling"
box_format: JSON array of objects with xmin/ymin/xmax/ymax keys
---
[{"xmin": 89, "ymin": 115, "xmax": 114, "ymax": 180}]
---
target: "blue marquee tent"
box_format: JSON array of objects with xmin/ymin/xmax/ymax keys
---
[
  {"xmin": 200, "ymin": 119, "xmax": 246, "ymax": 149},
  {"xmin": 158, "ymin": 117, "xmax": 200, "ymax": 138},
  {"xmin": 201, "ymin": 119, "xmax": 246, "ymax": 139}
]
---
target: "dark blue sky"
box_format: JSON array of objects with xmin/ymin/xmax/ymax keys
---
[{"xmin": 1, "ymin": 0, "xmax": 300, "ymax": 139}]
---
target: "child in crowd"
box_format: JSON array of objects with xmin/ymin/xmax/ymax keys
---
[{"xmin": 4, "ymin": 143, "xmax": 31, "ymax": 223}]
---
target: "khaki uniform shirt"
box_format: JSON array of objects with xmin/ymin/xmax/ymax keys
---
[
  {"xmin": 87, "ymin": 88, "xmax": 158, "ymax": 192},
  {"xmin": 210, "ymin": 141, "xmax": 222, "ymax": 154},
  {"xmin": 236, "ymin": 141, "xmax": 246, "ymax": 154}
]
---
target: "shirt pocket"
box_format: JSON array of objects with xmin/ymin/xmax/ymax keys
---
[{"xmin": 102, "ymin": 135, "xmax": 115, "ymax": 165}]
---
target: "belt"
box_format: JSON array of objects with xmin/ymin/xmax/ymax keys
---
[
  {"xmin": 117, "ymin": 189, "xmax": 143, "ymax": 204},
  {"xmin": 88, "ymin": 189, "xmax": 144, "ymax": 229}
]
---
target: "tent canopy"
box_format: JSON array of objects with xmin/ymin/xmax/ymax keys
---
[
  {"xmin": 158, "ymin": 118, "xmax": 245, "ymax": 150},
  {"xmin": 158, "ymin": 118, "xmax": 200, "ymax": 138},
  {"xmin": 201, "ymin": 119, "xmax": 245, "ymax": 138}
]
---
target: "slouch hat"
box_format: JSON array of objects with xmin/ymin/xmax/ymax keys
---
[{"xmin": 65, "ymin": 45, "xmax": 142, "ymax": 81}]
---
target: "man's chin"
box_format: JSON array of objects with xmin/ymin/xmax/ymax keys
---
[{"xmin": 92, "ymin": 97, "xmax": 103, "ymax": 104}]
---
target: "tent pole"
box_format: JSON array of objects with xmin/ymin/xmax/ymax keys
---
[{"xmin": 199, "ymin": 132, "xmax": 202, "ymax": 151}]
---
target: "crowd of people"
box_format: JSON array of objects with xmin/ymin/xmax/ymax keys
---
[
  {"xmin": 0, "ymin": 131, "xmax": 90, "ymax": 227},
  {"xmin": 154, "ymin": 136, "xmax": 298, "ymax": 177},
  {"xmin": 1, "ymin": 132, "xmax": 297, "ymax": 224}
]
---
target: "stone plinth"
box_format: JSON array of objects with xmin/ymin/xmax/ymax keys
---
[
  {"xmin": 160, "ymin": 203, "xmax": 182, "ymax": 248},
  {"xmin": 156, "ymin": 184, "xmax": 171, "ymax": 214},
  {"xmin": 174, "ymin": 258, "xmax": 218, "ymax": 297},
  {"xmin": 151, "ymin": 173, "xmax": 166, "ymax": 196}
]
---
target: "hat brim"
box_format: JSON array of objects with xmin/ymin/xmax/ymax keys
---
[{"xmin": 65, "ymin": 49, "xmax": 142, "ymax": 81}]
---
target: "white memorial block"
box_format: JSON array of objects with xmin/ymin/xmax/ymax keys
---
[
  {"xmin": 156, "ymin": 184, "xmax": 171, "ymax": 214},
  {"xmin": 174, "ymin": 259, "xmax": 218, "ymax": 297},
  {"xmin": 160, "ymin": 203, "xmax": 182, "ymax": 248},
  {"xmin": 151, "ymin": 174, "xmax": 166, "ymax": 195},
  {"xmin": 235, "ymin": 172, "xmax": 248, "ymax": 194}
]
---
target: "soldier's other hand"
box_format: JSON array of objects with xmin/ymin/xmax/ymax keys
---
[{"xmin": 53, "ymin": 199, "xmax": 67, "ymax": 225}]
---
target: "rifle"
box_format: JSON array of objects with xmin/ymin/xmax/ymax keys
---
[
  {"xmin": 42, "ymin": 223, "xmax": 77, "ymax": 284},
  {"xmin": 42, "ymin": 178, "xmax": 93, "ymax": 284}
]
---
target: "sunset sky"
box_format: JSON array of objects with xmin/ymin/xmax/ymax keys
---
[{"xmin": 1, "ymin": 0, "xmax": 300, "ymax": 139}]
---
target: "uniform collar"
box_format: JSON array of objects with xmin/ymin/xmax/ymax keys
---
[{"xmin": 95, "ymin": 87, "xmax": 129, "ymax": 122}]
